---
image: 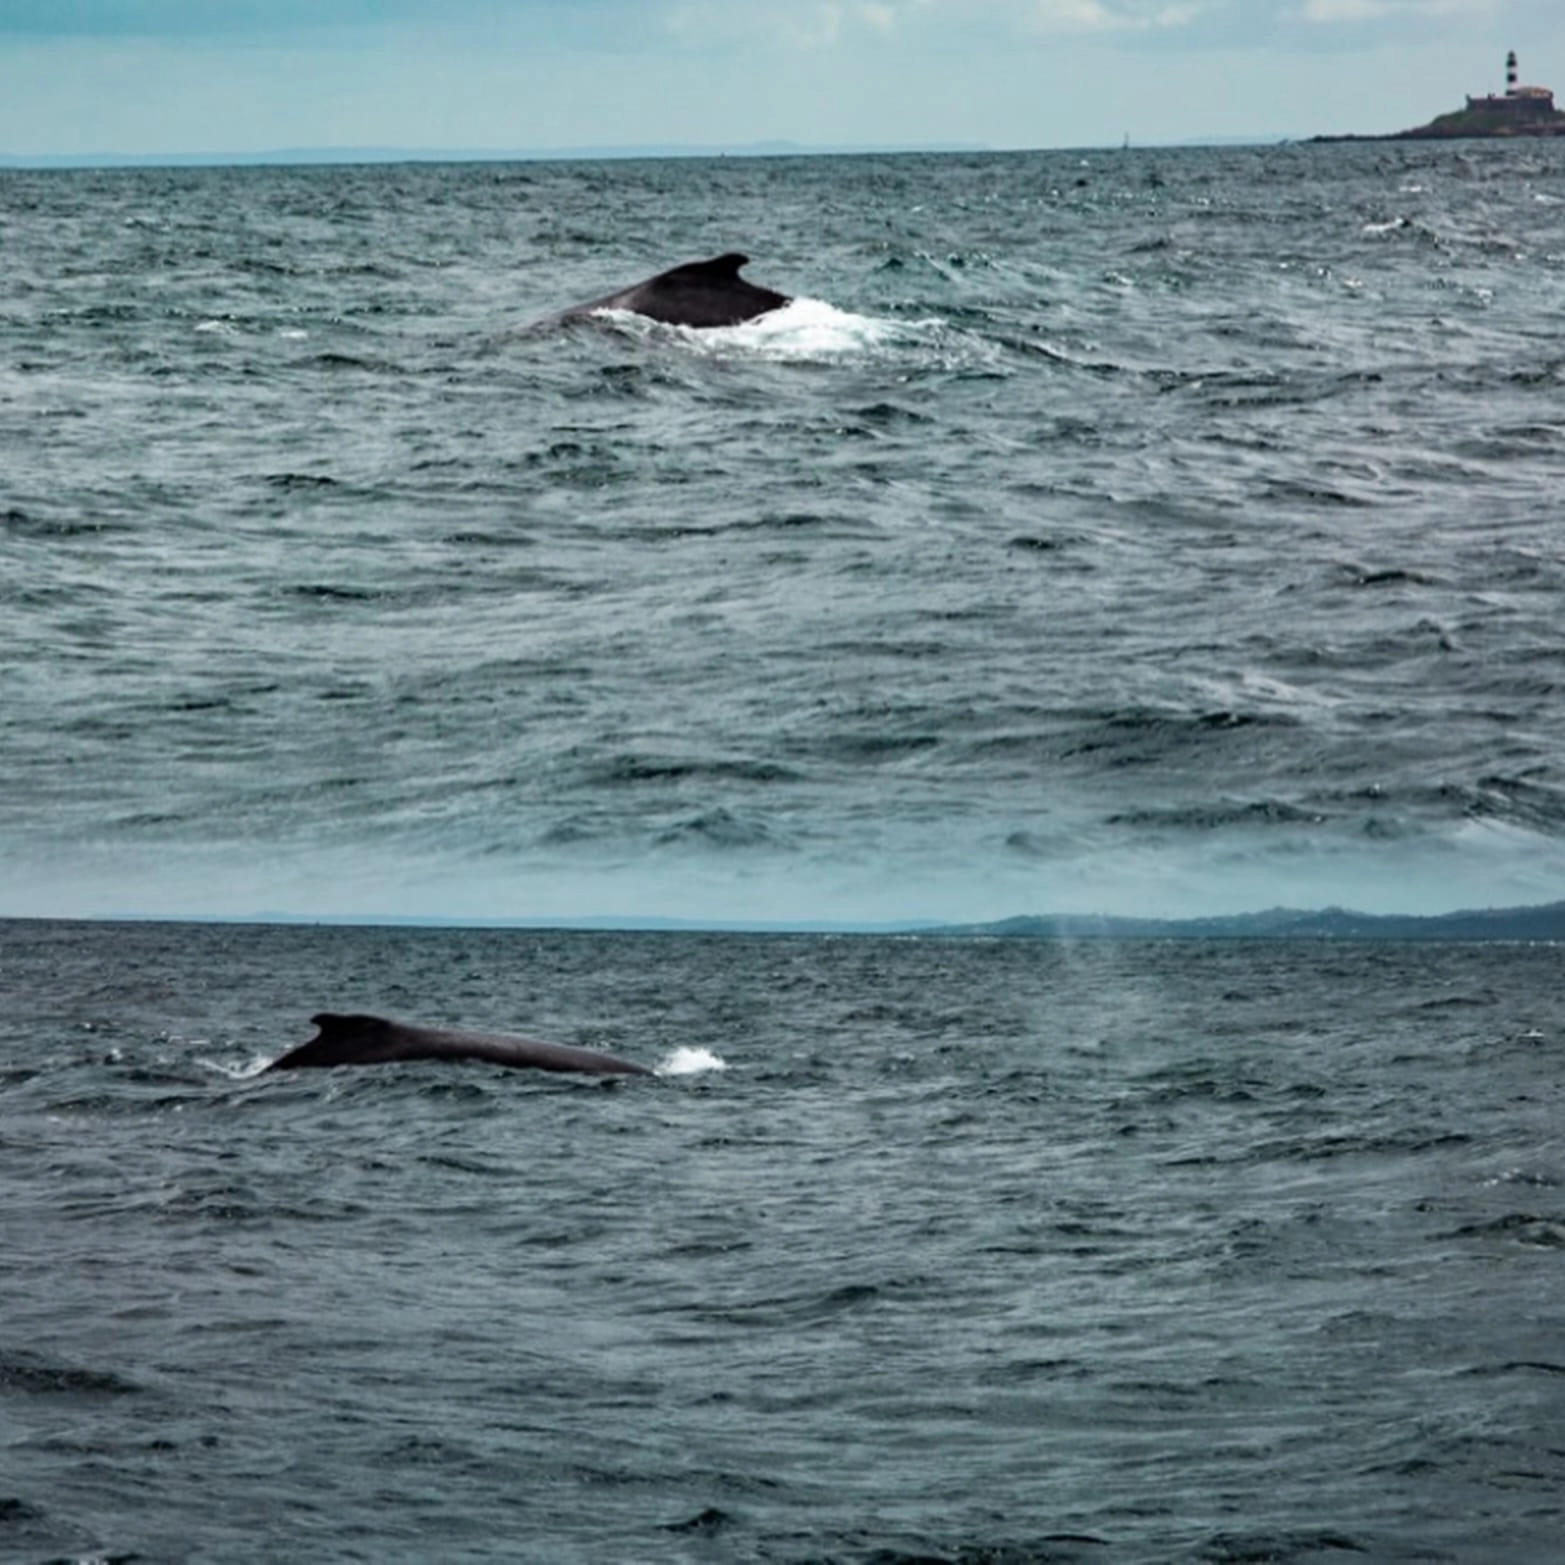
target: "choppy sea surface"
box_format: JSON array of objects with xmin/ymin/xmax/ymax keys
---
[
  {"xmin": 3, "ymin": 917, "xmax": 1564, "ymax": 1564},
  {"xmin": 3, "ymin": 146, "xmax": 1565, "ymax": 1565},
  {"xmin": 5, "ymin": 141, "xmax": 1565, "ymax": 924}
]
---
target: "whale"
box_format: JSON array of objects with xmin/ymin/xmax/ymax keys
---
[
  {"xmin": 550, "ymin": 253, "xmax": 790, "ymax": 329},
  {"xmin": 266, "ymin": 1012, "xmax": 653, "ymax": 1077}
]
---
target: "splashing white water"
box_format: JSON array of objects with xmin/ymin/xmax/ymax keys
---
[
  {"xmin": 656, "ymin": 1046, "xmax": 727, "ymax": 1077},
  {"xmin": 202, "ymin": 1053, "xmax": 275, "ymax": 1080},
  {"xmin": 698, "ymin": 296, "xmax": 913, "ymax": 358},
  {"xmin": 595, "ymin": 296, "xmax": 918, "ymax": 359}
]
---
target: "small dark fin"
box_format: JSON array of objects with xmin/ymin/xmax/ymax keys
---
[
  {"xmin": 266, "ymin": 1012, "xmax": 391, "ymax": 1070},
  {"xmin": 664, "ymin": 253, "xmax": 751, "ymax": 281}
]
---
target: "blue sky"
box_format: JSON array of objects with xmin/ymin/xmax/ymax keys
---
[{"xmin": 0, "ymin": 0, "xmax": 1562, "ymax": 158}]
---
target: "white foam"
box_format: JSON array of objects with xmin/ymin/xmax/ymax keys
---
[
  {"xmin": 596, "ymin": 297, "xmax": 919, "ymax": 360},
  {"xmin": 200, "ymin": 1054, "xmax": 274, "ymax": 1080},
  {"xmin": 656, "ymin": 1046, "xmax": 727, "ymax": 1077},
  {"xmin": 704, "ymin": 296, "xmax": 909, "ymax": 358}
]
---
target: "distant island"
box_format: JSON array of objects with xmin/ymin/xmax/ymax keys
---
[{"xmin": 1319, "ymin": 48, "xmax": 1565, "ymax": 141}]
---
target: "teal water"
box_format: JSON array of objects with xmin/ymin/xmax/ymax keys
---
[{"xmin": 4, "ymin": 142, "xmax": 1565, "ymax": 926}]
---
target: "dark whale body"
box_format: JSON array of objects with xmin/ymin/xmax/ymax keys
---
[
  {"xmin": 267, "ymin": 1013, "xmax": 653, "ymax": 1077},
  {"xmin": 555, "ymin": 253, "xmax": 790, "ymax": 329}
]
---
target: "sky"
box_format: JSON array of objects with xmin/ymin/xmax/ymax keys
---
[{"xmin": 0, "ymin": 0, "xmax": 1562, "ymax": 160}]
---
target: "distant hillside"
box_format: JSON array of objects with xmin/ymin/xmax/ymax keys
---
[{"xmin": 938, "ymin": 902, "xmax": 1565, "ymax": 941}]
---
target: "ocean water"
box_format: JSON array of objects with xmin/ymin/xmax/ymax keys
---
[
  {"xmin": 4, "ymin": 141, "xmax": 1565, "ymax": 924},
  {"xmin": 4, "ymin": 145, "xmax": 1565, "ymax": 1565},
  {"xmin": 3, "ymin": 917, "xmax": 1563, "ymax": 1564}
]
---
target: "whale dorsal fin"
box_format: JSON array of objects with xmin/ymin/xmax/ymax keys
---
[
  {"xmin": 664, "ymin": 253, "xmax": 751, "ymax": 282},
  {"xmin": 268, "ymin": 1012, "xmax": 396, "ymax": 1069},
  {"xmin": 547, "ymin": 252, "xmax": 788, "ymax": 330}
]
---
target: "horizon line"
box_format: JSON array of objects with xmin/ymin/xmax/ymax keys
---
[
  {"xmin": 3, "ymin": 898, "xmax": 1562, "ymax": 941},
  {"xmin": 0, "ymin": 135, "xmax": 1297, "ymax": 172}
]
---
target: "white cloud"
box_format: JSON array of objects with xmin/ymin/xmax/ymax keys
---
[
  {"xmin": 1027, "ymin": 0, "xmax": 1213, "ymax": 33},
  {"xmin": 662, "ymin": 0, "xmax": 1212, "ymax": 46},
  {"xmin": 1294, "ymin": 0, "xmax": 1500, "ymax": 21},
  {"xmin": 664, "ymin": 0, "xmax": 927, "ymax": 48}
]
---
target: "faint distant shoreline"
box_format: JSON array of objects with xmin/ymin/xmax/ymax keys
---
[
  {"xmin": 0, "ymin": 136, "xmax": 1301, "ymax": 171},
  {"xmin": 937, "ymin": 901, "xmax": 1565, "ymax": 942},
  {"xmin": 3, "ymin": 902, "xmax": 1563, "ymax": 940},
  {"xmin": 1, "ymin": 140, "xmax": 995, "ymax": 171},
  {"xmin": 1312, "ymin": 127, "xmax": 1565, "ymax": 144}
]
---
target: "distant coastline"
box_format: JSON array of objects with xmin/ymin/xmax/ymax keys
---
[
  {"xmin": 0, "ymin": 136, "xmax": 1305, "ymax": 172},
  {"xmin": 0, "ymin": 140, "xmax": 992, "ymax": 171},
  {"xmin": 7, "ymin": 901, "xmax": 1564, "ymax": 941},
  {"xmin": 937, "ymin": 902, "xmax": 1565, "ymax": 942}
]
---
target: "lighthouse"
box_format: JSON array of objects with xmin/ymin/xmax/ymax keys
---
[
  {"xmin": 1462, "ymin": 49, "xmax": 1557, "ymax": 120},
  {"xmin": 1383, "ymin": 45, "xmax": 1564, "ymax": 134}
]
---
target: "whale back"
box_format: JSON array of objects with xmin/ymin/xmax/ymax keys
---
[
  {"xmin": 561, "ymin": 252, "xmax": 790, "ymax": 329},
  {"xmin": 267, "ymin": 1012, "xmax": 652, "ymax": 1077}
]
